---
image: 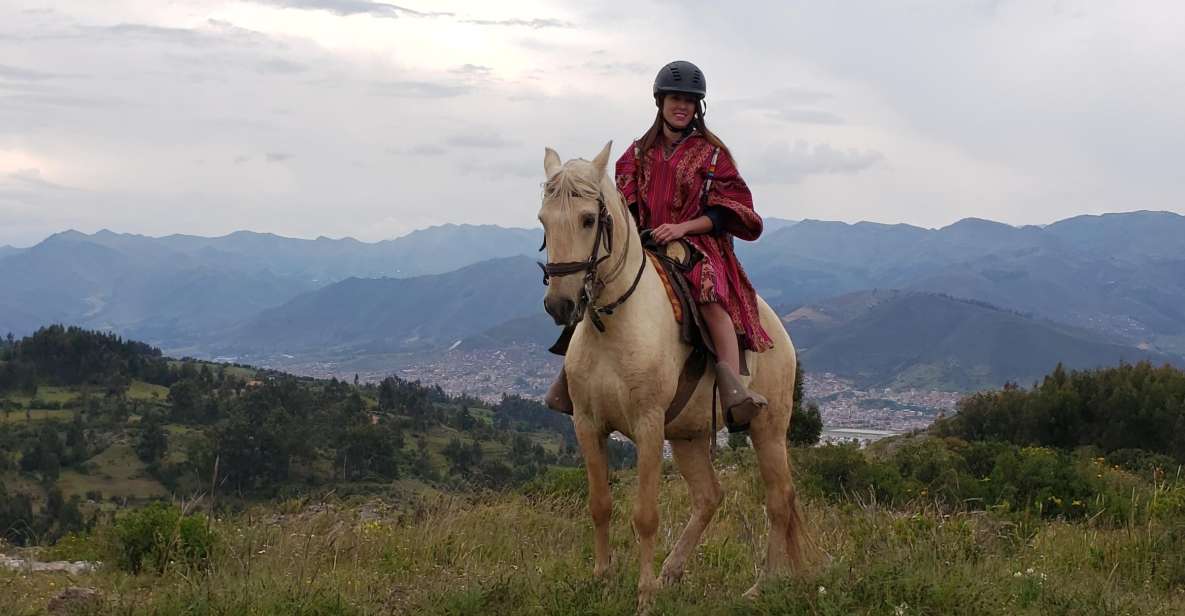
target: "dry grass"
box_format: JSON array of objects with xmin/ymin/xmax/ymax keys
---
[
  {"xmin": 3, "ymin": 450, "xmax": 1185, "ymax": 615},
  {"xmin": 57, "ymin": 441, "xmax": 168, "ymax": 502}
]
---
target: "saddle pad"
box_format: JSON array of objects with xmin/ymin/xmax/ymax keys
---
[{"xmin": 647, "ymin": 251, "xmax": 683, "ymax": 325}]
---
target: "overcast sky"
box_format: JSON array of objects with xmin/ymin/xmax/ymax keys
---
[{"xmin": 2, "ymin": 1, "xmax": 1183, "ymax": 247}]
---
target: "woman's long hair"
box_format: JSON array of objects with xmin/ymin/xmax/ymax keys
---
[{"xmin": 637, "ymin": 97, "xmax": 730, "ymax": 158}]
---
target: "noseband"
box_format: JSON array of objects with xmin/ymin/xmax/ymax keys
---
[{"xmin": 539, "ymin": 191, "xmax": 647, "ymax": 332}]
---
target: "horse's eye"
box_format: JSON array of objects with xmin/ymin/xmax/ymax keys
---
[
  {"xmin": 570, "ymin": 190, "xmax": 580, "ymax": 198},
  {"xmin": 581, "ymin": 214, "xmax": 596, "ymax": 228}
]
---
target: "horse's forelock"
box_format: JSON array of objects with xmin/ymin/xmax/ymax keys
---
[
  {"xmin": 543, "ymin": 160, "xmax": 602, "ymax": 213},
  {"xmin": 541, "ymin": 157, "xmax": 624, "ymax": 255}
]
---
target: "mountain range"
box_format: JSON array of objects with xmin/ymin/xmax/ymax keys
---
[
  {"xmin": 741, "ymin": 211, "xmax": 1185, "ymax": 353},
  {"xmin": 783, "ymin": 290, "xmax": 1178, "ymax": 390},
  {"xmin": 1, "ymin": 211, "xmax": 1182, "ymax": 391},
  {"xmin": 209, "ymin": 256, "xmax": 542, "ymax": 356},
  {"xmin": 0, "ymin": 225, "xmax": 544, "ymax": 347}
]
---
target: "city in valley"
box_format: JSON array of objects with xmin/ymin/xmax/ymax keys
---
[{"xmin": 229, "ymin": 346, "xmax": 963, "ymax": 444}]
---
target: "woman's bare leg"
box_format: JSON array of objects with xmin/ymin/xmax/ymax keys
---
[
  {"xmin": 702, "ymin": 301, "xmax": 766, "ymax": 426},
  {"xmin": 701, "ymin": 302, "xmax": 739, "ymax": 371}
]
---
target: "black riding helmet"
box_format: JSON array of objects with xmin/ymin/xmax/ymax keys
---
[{"xmin": 653, "ymin": 60, "xmax": 706, "ymax": 102}]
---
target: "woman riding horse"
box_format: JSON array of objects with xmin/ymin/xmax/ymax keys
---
[{"xmin": 546, "ymin": 60, "xmax": 770, "ymax": 429}]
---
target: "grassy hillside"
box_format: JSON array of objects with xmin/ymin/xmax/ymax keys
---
[
  {"xmin": 1, "ymin": 326, "xmax": 595, "ymax": 554},
  {"xmin": 1, "ymin": 374, "xmax": 575, "ymax": 508},
  {"xmin": 4, "ymin": 446, "xmax": 1184, "ymax": 615}
]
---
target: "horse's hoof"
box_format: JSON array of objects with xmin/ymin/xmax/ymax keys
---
[
  {"xmin": 659, "ymin": 564, "xmax": 684, "ymax": 587},
  {"xmin": 636, "ymin": 579, "xmax": 659, "ymax": 614},
  {"xmin": 636, "ymin": 593, "xmax": 656, "ymax": 615},
  {"xmin": 592, "ymin": 557, "xmax": 612, "ymax": 580}
]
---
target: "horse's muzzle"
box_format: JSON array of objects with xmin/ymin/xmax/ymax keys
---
[{"xmin": 544, "ymin": 296, "xmax": 576, "ymax": 327}]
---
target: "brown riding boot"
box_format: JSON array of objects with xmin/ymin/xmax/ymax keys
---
[
  {"xmin": 544, "ymin": 367, "xmax": 573, "ymax": 415},
  {"xmin": 716, "ymin": 360, "xmax": 767, "ymax": 431}
]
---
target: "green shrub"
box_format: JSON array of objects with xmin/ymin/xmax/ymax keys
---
[
  {"xmin": 42, "ymin": 530, "xmax": 105, "ymax": 562},
  {"xmin": 1106, "ymin": 448, "xmax": 1180, "ymax": 477},
  {"xmin": 522, "ymin": 467, "xmax": 588, "ymax": 499},
  {"xmin": 797, "ymin": 442, "xmax": 905, "ymax": 504},
  {"xmin": 109, "ymin": 502, "xmax": 217, "ymax": 573}
]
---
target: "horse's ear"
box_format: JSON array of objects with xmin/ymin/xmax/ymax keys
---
[
  {"xmin": 591, "ymin": 141, "xmax": 613, "ymax": 179},
  {"xmin": 544, "ymin": 147, "xmax": 562, "ymax": 178}
]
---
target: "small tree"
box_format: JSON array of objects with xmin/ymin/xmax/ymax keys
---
[
  {"xmin": 728, "ymin": 432, "xmax": 750, "ymax": 449},
  {"xmin": 136, "ymin": 413, "xmax": 169, "ymax": 463},
  {"xmin": 789, "ymin": 402, "xmax": 823, "ymax": 446},
  {"xmin": 788, "ymin": 361, "xmax": 823, "ymax": 446}
]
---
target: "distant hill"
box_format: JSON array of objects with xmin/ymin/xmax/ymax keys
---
[
  {"xmin": 760, "ymin": 217, "xmax": 799, "ymax": 236},
  {"xmin": 0, "ymin": 231, "xmax": 319, "ymax": 348},
  {"xmin": 783, "ymin": 290, "xmax": 1182, "ymax": 390},
  {"xmin": 0, "ymin": 245, "xmax": 22, "ymax": 260},
  {"xmin": 459, "ymin": 313, "xmax": 560, "ymax": 350},
  {"xmin": 212, "ymin": 256, "xmax": 544, "ymax": 356},
  {"xmin": 742, "ymin": 210, "xmax": 1185, "ymax": 354},
  {"xmin": 151, "ymin": 224, "xmax": 543, "ymax": 281},
  {"xmin": 0, "ymin": 225, "xmax": 544, "ymax": 346}
]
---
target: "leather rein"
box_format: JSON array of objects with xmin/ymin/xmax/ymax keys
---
[{"xmin": 538, "ymin": 192, "xmax": 647, "ymax": 332}]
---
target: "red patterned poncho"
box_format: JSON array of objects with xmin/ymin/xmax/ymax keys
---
[{"xmin": 616, "ymin": 133, "xmax": 773, "ymax": 352}]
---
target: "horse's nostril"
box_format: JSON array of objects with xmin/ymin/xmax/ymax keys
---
[{"xmin": 544, "ymin": 297, "xmax": 576, "ymax": 326}]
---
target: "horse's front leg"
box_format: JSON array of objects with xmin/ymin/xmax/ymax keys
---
[
  {"xmin": 632, "ymin": 417, "xmax": 665, "ymax": 612},
  {"xmin": 574, "ymin": 416, "xmax": 613, "ymax": 578}
]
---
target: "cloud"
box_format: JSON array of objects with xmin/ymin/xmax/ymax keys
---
[
  {"xmin": 250, "ymin": 0, "xmax": 452, "ymax": 18},
  {"xmin": 451, "ymin": 64, "xmax": 492, "ymax": 76},
  {"xmin": 751, "ymin": 141, "xmax": 884, "ymax": 184},
  {"xmin": 458, "ymin": 158, "xmax": 537, "ymax": 179},
  {"xmin": 369, "ymin": 80, "xmax": 471, "ymax": 98},
  {"xmin": 727, "ymin": 87, "xmax": 845, "ymax": 125},
  {"xmin": 0, "ymin": 63, "xmax": 58, "ymax": 81},
  {"xmin": 96, "ymin": 23, "xmax": 215, "ymax": 47},
  {"xmin": 265, "ymin": 152, "xmax": 292, "ymax": 162},
  {"xmin": 747, "ymin": 87, "xmax": 833, "ymax": 106},
  {"xmin": 5, "ymin": 169, "xmax": 74, "ymax": 191},
  {"xmin": 445, "ymin": 132, "xmax": 518, "ymax": 149},
  {"xmin": 0, "ymin": 92, "xmax": 123, "ymax": 109},
  {"xmin": 405, "ymin": 144, "xmax": 446, "ymax": 156},
  {"xmin": 767, "ymin": 108, "xmax": 845, "ymax": 125},
  {"xmin": 582, "ymin": 61, "xmax": 649, "ymax": 75},
  {"xmin": 460, "ymin": 18, "xmax": 572, "ymax": 29},
  {"xmin": 256, "ymin": 58, "xmax": 307, "ymax": 75}
]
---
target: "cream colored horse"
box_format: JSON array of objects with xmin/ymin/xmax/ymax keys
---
[{"xmin": 538, "ymin": 142, "xmax": 805, "ymax": 610}]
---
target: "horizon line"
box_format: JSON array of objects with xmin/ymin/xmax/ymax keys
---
[{"xmin": 1, "ymin": 209, "xmax": 1179, "ymax": 249}]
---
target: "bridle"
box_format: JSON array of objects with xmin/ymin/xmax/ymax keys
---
[{"xmin": 538, "ymin": 189, "xmax": 647, "ymax": 332}]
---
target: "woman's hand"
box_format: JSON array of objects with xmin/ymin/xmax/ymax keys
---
[{"xmin": 651, "ymin": 222, "xmax": 687, "ymax": 245}]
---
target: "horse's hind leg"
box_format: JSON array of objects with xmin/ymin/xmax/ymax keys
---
[
  {"xmin": 660, "ymin": 436, "xmax": 722, "ymax": 586},
  {"xmin": 574, "ymin": 417, "xmax": 613, "ymax": 578},
  {"xmin": 746, "ymin": 408, "xmax": 806, "ymax": 596}
]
